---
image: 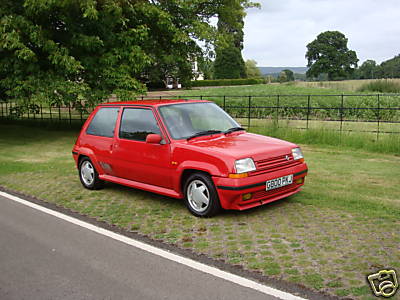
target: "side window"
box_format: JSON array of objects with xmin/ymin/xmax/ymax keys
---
[
  {"xmin": 86, "ymin": 107, "xmax": 119, "ymax": 138},
  {"xmin": 119, "ymin": 108, "xmax": 161, "ymax": 141}
]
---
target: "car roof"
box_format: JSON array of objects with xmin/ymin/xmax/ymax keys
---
[{"xmin": 99, "ymin": 99, "xmax": 210, "ymax": 107}]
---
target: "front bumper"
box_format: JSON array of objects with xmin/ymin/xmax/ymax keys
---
[{"xmin": 213, "ymin": 163, "xmax": 308, "ymax": 210}]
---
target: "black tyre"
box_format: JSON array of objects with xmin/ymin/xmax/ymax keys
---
[
  {"xmin": 184, "ymin": 173, "xmax": 221, "ymax": 217},
  {"xmin": 78, "ymin": 157, "xmax": 104, "ymax": 190}
]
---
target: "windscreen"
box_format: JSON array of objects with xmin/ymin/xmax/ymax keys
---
[{"xmin": 159, "ymin": 102, "xmax": 239, "ymax": 140}]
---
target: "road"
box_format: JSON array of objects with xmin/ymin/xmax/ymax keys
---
[{"xmin": 0, "ymin": 194, "xmax": 284, "ymax": 300}]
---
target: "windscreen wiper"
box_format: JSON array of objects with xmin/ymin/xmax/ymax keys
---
[
  {"xmin": 224, "ymin": 127, "xmax": 245, "ymax": 135},
  {"xmin": 187, "ymin": 130, "xmax": 222, "ymax": 141}
]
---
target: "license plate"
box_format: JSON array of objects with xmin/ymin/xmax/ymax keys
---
[{"xmin": 266, "ymin": 174, "xmax": 293, "ymax": 191}]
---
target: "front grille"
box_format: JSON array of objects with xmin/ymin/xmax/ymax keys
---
[{"xmin": 251, "ymin": 154, "xmax": 300, "ymax": 176}]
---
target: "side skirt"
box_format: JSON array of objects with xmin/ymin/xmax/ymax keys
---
[{"xmin": 99, "ymin": 175, "xmax": 182, "ymax": 199}]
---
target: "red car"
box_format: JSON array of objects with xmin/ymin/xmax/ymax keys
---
[{"xmin": 72, "ymin": 100, "xmax": 308, "ymax": 217}]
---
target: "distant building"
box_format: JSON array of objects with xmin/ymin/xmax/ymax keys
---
[{"xmin": 192, "ymin": 60, "xmax": 204, "ymax": 81}]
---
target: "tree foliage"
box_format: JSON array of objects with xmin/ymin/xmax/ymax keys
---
[
  {"xmin": 245, "ymin": 59, "xmax": 261, "ymax": 78},
  {"xmin": 213, "ymin": 0, "xmax": 258, "ymax": 79},
  {"xmin": 0, "ymin": 0, "xmax": 256, "ymax": 105},
  {"xmin": 379, "ymin": 54, "xmax": 400, "ymax": 78},
  {"xmin": 282, "ymin": 69, "xmax": 294, "ymax": 81},
  {"xmin": 356, "ymin": 60, "xmax": 378, "ymax": 79},
  {"xmin": 214, "ymin": 47, "xmax": 246, "ymax": 79},
  {"xmin": 306, "ymin": 31, "xmax": 358, "ymax": 80}
]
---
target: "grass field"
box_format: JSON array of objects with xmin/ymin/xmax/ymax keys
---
[
  {"xmin": 295, "ymin": 79, "xmax": 400, "ymax": 93},
  {"xmin": 239, "ymin": 119, "xmax": 400, "ymax": 155},
  {"xmin": 2, "ymin": 82, "xmax": 399, "ymax": 135},
  {"xmin": 176, "ymin": 83, "xmax": 400, "ymax": 124},
  {"xmin": 1, "ymin": 123, "xmax": 399, "ymax": 299}
]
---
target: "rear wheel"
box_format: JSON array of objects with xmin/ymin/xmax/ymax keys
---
[
  {"xmin": 79, "ymin": 157, "xmax": 104, "ymax": 190},
  {"xmin": 184, "ymin": 173, "xmax": 221, "ymax": 217}
]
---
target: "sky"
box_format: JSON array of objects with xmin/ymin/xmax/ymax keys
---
[{"xmin": 242, "ymin": 0, "xmax": 400, "ymax": 67}]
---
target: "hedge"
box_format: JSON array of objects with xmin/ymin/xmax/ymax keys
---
[{"xmin": 190, "ymin": 78, "xmax": 266, "ymax": 87}]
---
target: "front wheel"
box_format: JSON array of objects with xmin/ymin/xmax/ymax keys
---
[
  {"xmin": 79, "ymin": 157, "xmax": 104, "ymax": 190},
  {"xmin": 184, "ymin": 173, "xmax": 221, "ymax": 217}
]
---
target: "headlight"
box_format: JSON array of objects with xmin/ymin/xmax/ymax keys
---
[
  {"xmin": 292, "ymin": 147, "xmax": 304, "ymax": 160},
  {"xmin": 235, "ymin": 158, "xmax": 256, "ymax": 173}
]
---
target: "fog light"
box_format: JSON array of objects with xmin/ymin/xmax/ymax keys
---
[
  {"xmin": 295, "ymin": 178, "xmax": 304, "ymax": 184},
  {"xmin": 242, "ymin": 193, "xmax": 252, "ymax": 201}
]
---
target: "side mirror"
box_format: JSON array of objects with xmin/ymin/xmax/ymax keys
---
[{"xmin": 146, "ymin": 134, "xmax": 162, "ymax": 144}]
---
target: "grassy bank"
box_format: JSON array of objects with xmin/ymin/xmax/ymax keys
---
[{"xmin": 0, "ymin": 124, "xmax": 399, "ymax": 299}]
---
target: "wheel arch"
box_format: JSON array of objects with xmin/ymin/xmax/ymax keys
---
[
  {"xmin": 75, "ymin": 148, "xmax": 103, "ymax": 174},
  {"xmin": 180, "ymin": 169, "xmax": 211, "ymax": 193}
]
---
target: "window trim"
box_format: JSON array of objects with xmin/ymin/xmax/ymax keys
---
[
  {"xmin": 85, "ymin": 107, "xmax": 120, "ymax": 138},
  {"xmin": 118, "ymin": 107, "xmax": 163, "ymax": 143}
]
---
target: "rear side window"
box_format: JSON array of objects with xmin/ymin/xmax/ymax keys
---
[
  {"xmin": 119, "ymin": 108, "xmax": 161, "ymax": 141},
  {"xmin": 86, "ymin": 107, "xmax": 119, "ymax": 138}
]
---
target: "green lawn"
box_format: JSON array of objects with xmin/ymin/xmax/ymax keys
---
[
  {"xmin": 0, "ymin": 123, "xmax": 399, "ymax": 299},
  {"xmin": 176, "ymin": 84, "xmax": 400, "ymax": 124}
]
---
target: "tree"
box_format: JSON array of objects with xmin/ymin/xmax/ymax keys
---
[
  {"xmin": 214, "ymin": 47, "xmax": 246, "ymax": 79},
  {"xmin": 380, "ymin": 54, "xmax": 400, "ymax": 78},
  {"xmin": 213, "ymin": 0, "xmax": 259, "ymax": 79},
  {"xmin": 305, "ymin": 31, "xmax": 358, "ymax": 80},
  {"xmin": 278, "ymin": 71, "xmax": 287, "ymax": 83},
  {"xmin": 357, "ymin": 60, "xmax": 378, "ymax": 79},
  {"xmin": 282, "ymin": 69, "xmax": 294, "ymax": 81},
  {"xmin": 245, "ymin": 59, "xmax": 261, "ymax": 78},
  {"xmin": 0, "ymin": 0, "xmax": 256, "ymax": 106}
]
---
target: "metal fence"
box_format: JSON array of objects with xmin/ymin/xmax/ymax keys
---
[{"xmin": 1, "ymin": 94, "xmax": 400, "ymax": 136}]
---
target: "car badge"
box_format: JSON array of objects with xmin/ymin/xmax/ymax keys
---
[{"xmin": 285, "ymin": 155, "xmax": 290, "ymax": 161}]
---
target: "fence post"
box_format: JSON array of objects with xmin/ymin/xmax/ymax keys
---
[
  {"xmin": 248, "ymin": 96, "xmax": 251, "ymax": 129},
  {"xmin": 200, "ymin": 95, "xmax": 203, "ymax": 100},
  {"xmin": 377, "ymin": 94, "xmax": 380, "ymax": 140},
  {"xmin": 276, "ymin": 95, "xmax": 280, "ymax": 127},
  {"xmin": 1, "ymin": 102, "xmax": 3, "ymax": 118},
  {"xmin": 58, "ymin": 104, "xmax": 61, "ymax": 121},
  {"xmin": 40, "ymin": 104, "xmax": 43, "ymax": 121},
  {"xmin": 49, "ymin": 104, "xmax": 52, "ymax": 122},
  {"xmin": 68, "ymin": 103, "xmax": 72, "ymax": 125},
  {"xmin": 306, "ymin": 95, "xmax": 311, "ymax": 129},
  {"xmin": 5, "ymin": 102, "xmax": 8, "ymax": 119},
  {"xmin": 340, "ymin": 94, "xmax": 344, "ymax": 132}
]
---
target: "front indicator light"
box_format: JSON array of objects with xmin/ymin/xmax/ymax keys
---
[
  {"xmin": 296, "ymin": 178, "xmax": 304, "ymax": 184},
  {"xmin": 242, "ymin": 193, "xmax": 252, "ymax": 201},
  {"xmin": 229, "ymin": 173, "xmax": 248, "ymax": 179}
]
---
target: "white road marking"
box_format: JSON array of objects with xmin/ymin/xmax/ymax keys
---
[{"xmin": 0, "ymin": 191, "xmax": 308, "ymax": 300}]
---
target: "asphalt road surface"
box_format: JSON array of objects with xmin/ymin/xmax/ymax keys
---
[{"xmin": 0, "ymin": 194, "xmax": 283, "ymax": 300}]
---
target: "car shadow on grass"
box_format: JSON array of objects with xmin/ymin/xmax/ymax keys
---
[{"xmin": 104, "ymin": 180, "xmax": 295, "ymax": 218}]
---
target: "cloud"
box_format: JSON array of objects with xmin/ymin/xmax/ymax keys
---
[{"xmin": 242, "ymin": 0, "xmax": 400, "ymax": 66}]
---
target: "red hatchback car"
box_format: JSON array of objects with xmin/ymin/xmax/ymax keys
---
[{"xmin": 72, "ymin": 100, "xmax": 308, "ymax": 217}]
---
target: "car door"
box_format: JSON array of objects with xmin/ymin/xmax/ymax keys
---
[
  {"xmin": 111, "ymin": 106, "xmax": 173, "ymax": 189},
  {"xmin": 83, "ymin": 106, "xmax": 120, "ymax": 175}
]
